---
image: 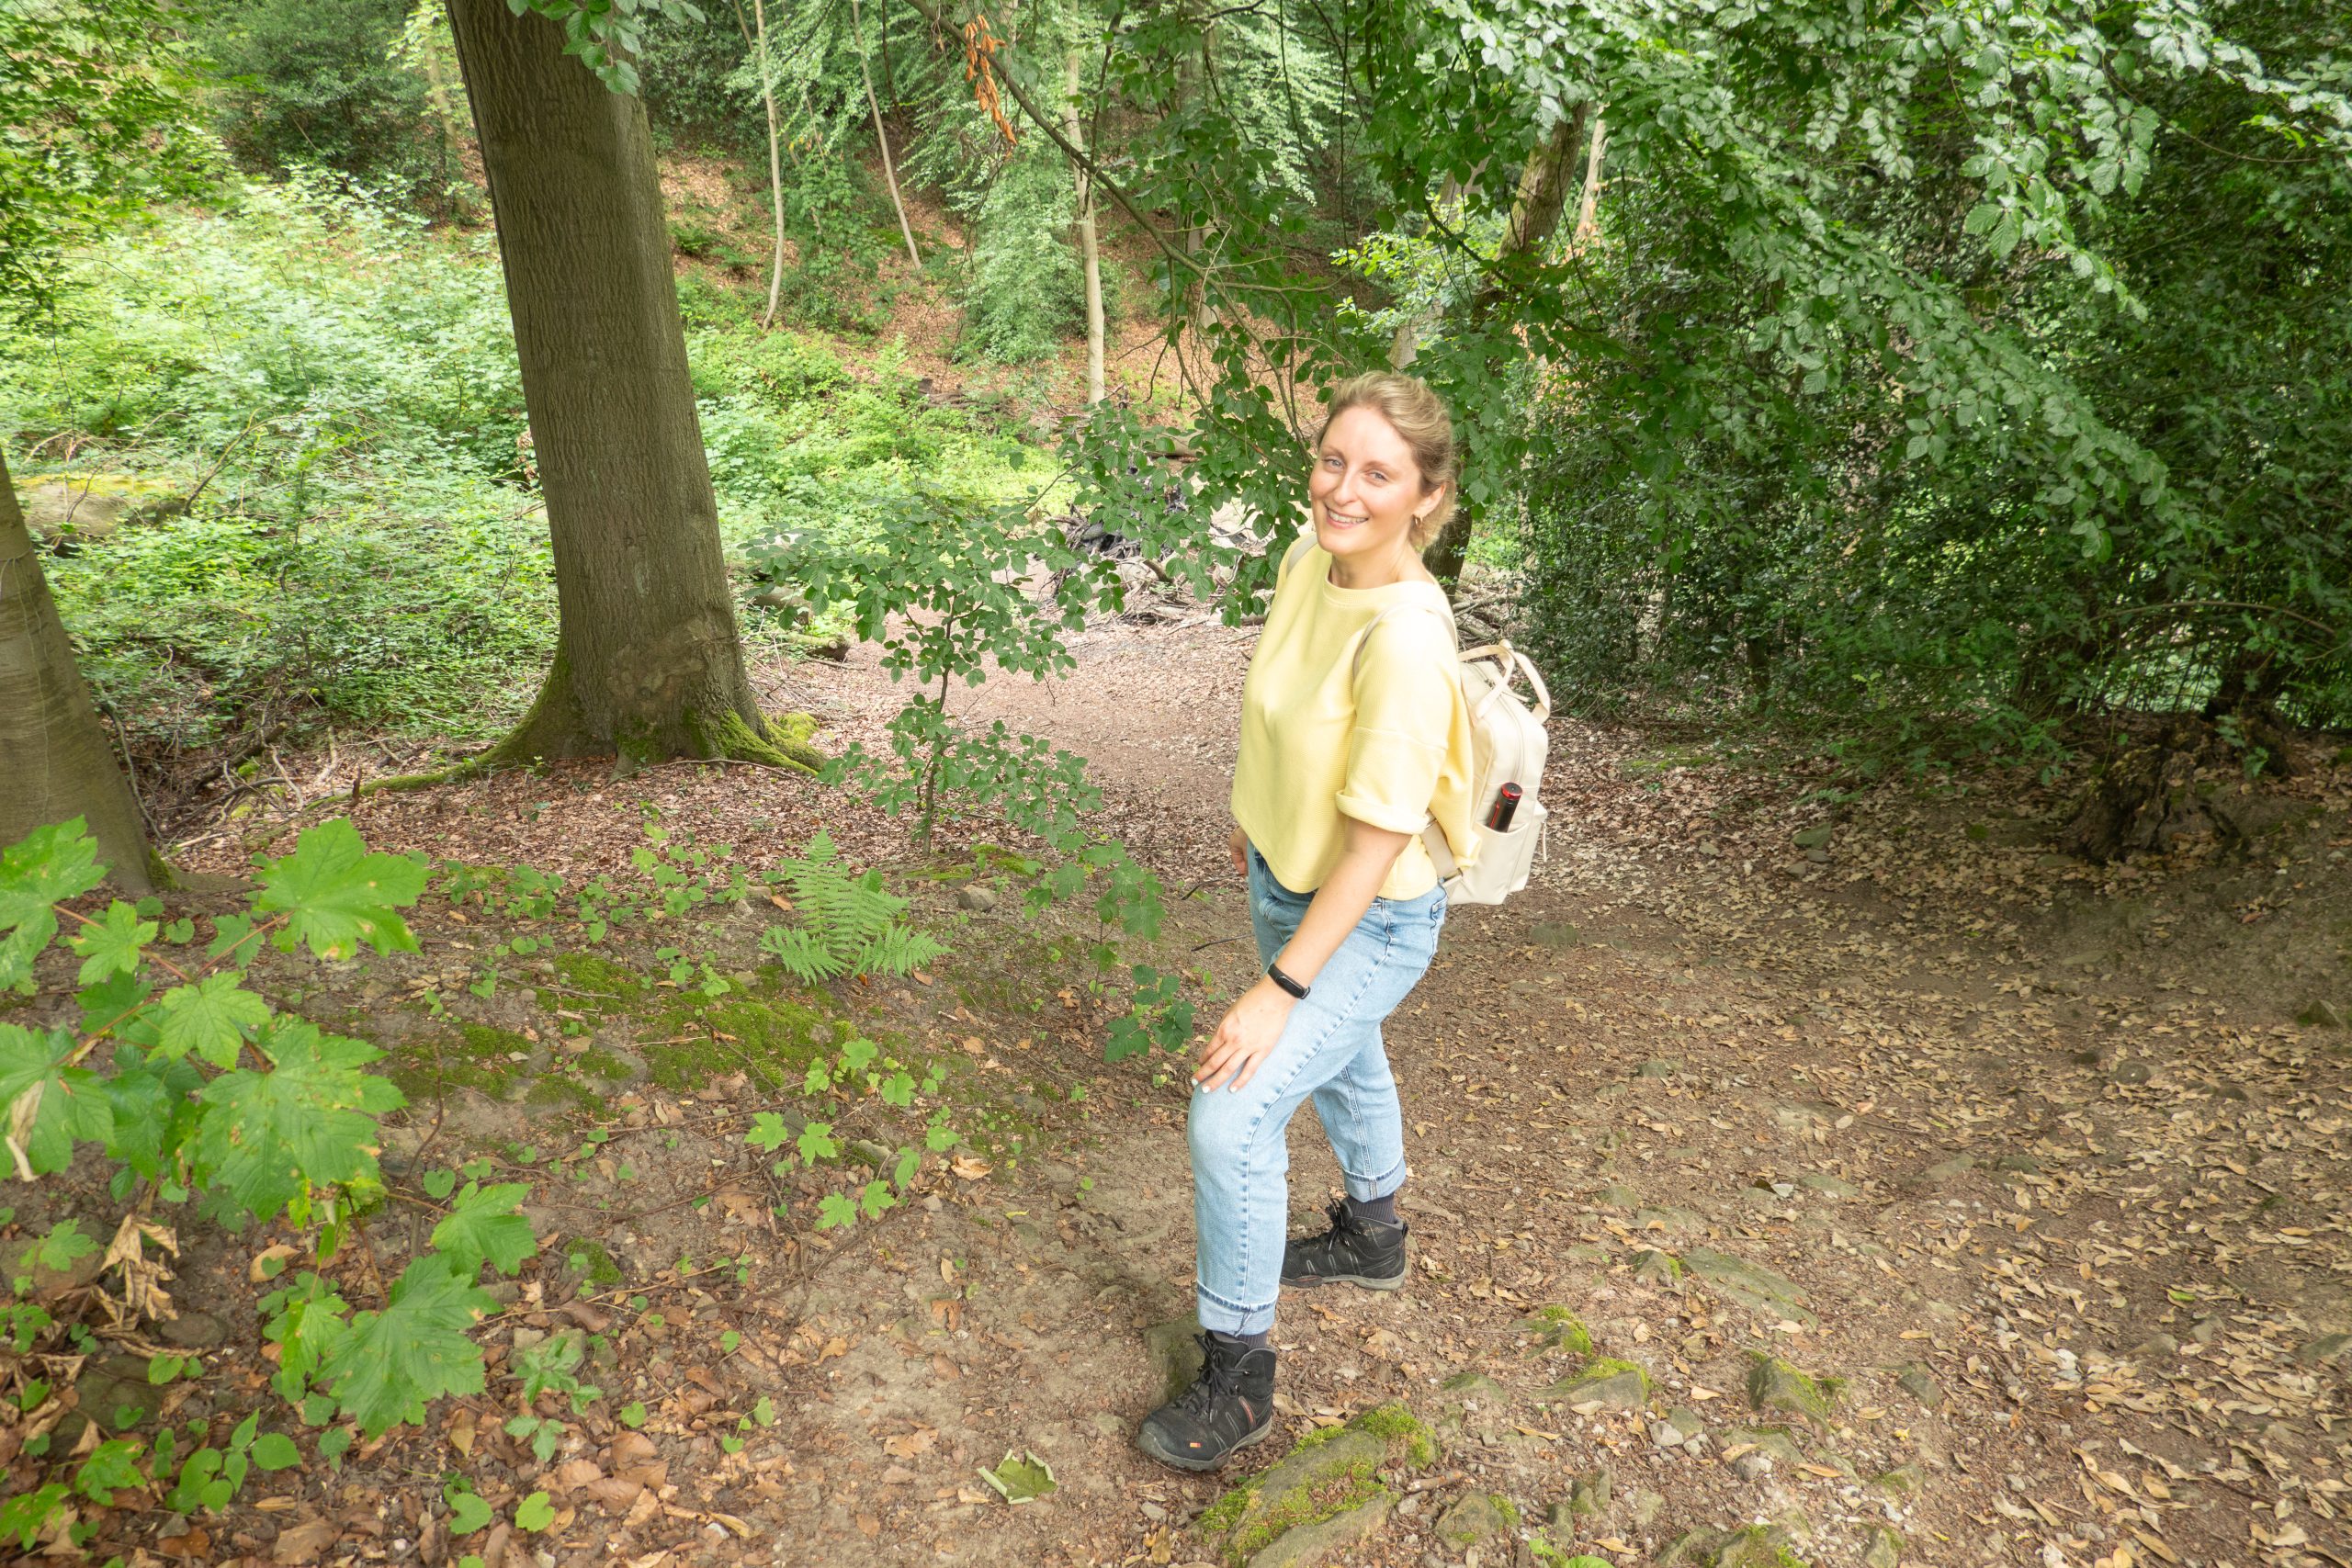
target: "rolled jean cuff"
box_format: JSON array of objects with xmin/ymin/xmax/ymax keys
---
[
  {"xmin": 1195, "ymin": 1280, "xmax": 1278, "ymax": 1338},
  {"xmin": 1341, "ymin": 1155, "xmax": 1409, "ymax": 1205}
]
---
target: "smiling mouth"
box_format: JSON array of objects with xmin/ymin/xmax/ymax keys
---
[{"xmin": 1323, "ymin": 510, "xmax": 1369, "ymax": 528}]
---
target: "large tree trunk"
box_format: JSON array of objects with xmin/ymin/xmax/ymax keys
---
[
  {"xmin": 444, "ymin": 0, "xmax": 815, "ymax": 771},
  {"xmin": 1064, "ymin": 49, "xmax": 1104, "ymax": 404},
  {"xmin": 0, "ymin": 448, "xmax": 156, "ymax": 888},
  {"xmin": 1422, "ymin": 106, "xmax": 1590, "ymax": 589}
]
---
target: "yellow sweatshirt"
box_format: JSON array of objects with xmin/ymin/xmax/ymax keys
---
[{"xmin": 1231, "ymin": 536, "xmax": 1479, "ymax": 900}]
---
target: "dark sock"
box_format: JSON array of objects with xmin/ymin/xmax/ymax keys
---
[
  {"xmin": 1346, "ymin": 1191, "xmax": 1400, "ymax": 1227},
  {"xmin": 1211, "ymin": 1327, "xmax": 1272, "ymax": 1352}
]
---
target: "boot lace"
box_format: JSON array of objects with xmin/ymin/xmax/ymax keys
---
[{"xmin": 1176, "ymin": 1332, "xmax": 1250, "ymax": 1415}]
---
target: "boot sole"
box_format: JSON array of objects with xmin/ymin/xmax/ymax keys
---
[
  {"xmin": 1280, "ymin": 1269, "xmax": 1407, "ymax": 1290},
  {"xmin": 1135, "ymin": 1415, "xmax": 1275, "ymax": 1472}
]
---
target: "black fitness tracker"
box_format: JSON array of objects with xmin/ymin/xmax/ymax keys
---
[{"xmin": 1267, "ymin": 962, "xmax": 1310, "ymax": 999}]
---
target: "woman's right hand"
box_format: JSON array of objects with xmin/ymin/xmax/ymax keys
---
[{"xmin": 1228, "ymin": 828, "xmax": 1250, "ymax": 878}]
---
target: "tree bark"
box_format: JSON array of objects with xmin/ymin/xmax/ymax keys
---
[
  {"xmin": 849, "ymin": 0, "xmax": 922, "ymax": 270},
  {"xmin": 1423, "ymin": 105, "xmax": 1589, "ymax": 589},
  {"xmin": 1575, "ymin": 113, "xmax": 1607, "ymax": 242},
  {"xmin": 741, "ymin": 0, "xmax": 789, "ymax": 329},
  {"xmin": 0, "ymin": 448, "xmax": 156, "ymax": 888},
  {"xmin": 444, "ymin": 0, "xmax": 816, "ymax": 771},
  {"xmin": 1064, "ymin": 50, "xmax": 1104, "ymax": 404}
]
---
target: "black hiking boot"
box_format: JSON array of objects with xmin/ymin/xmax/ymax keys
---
[
  {"xmin": 1136, "ymin": 1332, "xmax": 1277, "ymax": 1472},
  {"xmin": 1280, "ymin": 1198, "xmax": 1409, "ymax": 1291}
]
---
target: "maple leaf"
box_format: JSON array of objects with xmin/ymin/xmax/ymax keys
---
[
  {"xmin": 429, "ymin": 1182, "xmax": 538, "ymax": 1278},
  {"xmin": 0, "ymin": 1023, "xmax": 112, "ymax": 1177},
  {"xmin": 69, "ymin": 900, "xmax": 156, "ymax": 985},
  {"xmin": 815, "ymin": 1192, "xmax": 857, "ymax": 1230},
  {"xmin": 156, "ymin": 972, "xmax": 271, "ymax": 1067},
  {"xmin": 102, "ymin": 1049, "xmax": 202, "ymax": 1179},
  {"xmin": 253, "ymin": 821, "xmax": 427, "ymax": 960},
  {"xmin": 190, "ymin": 1019, "xmax": 405, "ymax": 1228},
  {"xmin": 319, "ymin": 1257, "xmax": 492, "ymax": 1437},
  {"xmin": 0, "ymin": 818, "xmax": 106, "ymax": 958},
  {"xmin": 76, "ymin": 970, "xmax": 152, "ymax": 1037}
]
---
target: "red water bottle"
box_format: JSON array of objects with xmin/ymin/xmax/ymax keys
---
[{"xmin": 1486, "ymin": 783, "xmax": 1523, "ymax": 832}]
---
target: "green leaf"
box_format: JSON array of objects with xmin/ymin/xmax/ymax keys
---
[
  {"xmin": 977, "ymin": 1449, "xmax": 1056, "ymax": 1505},
  {"xmin": 618, "ymin": 1400, "xmax": 647, "ymax": 1428},
  {"xmin": 317, "ymin": 1257, "xmax": 493, "ymax": 1438},
  {"xmin": 74, "ymin": 1438, "xmax": 145, "ymax": 1503},
  {"xmin": 0, "ymin": 1024, "xmax": 112, "ymax": 1176},
  {"xmin": 0, "ymin": 818, "xmax": 106, "ymax": 952},
  {"xmin": 795, "ymin": 1121, "xmax": 836, "ymax": 1167},
  {"xmin": 26, "ymin": 1219, "xmax": 98, "ymax": 1273},
  {"xmin": 429, "ymin": 1182, "xmax": 538, "ymax": 1278},
  {"xmin": 251, "ymin": 1432, "xmax": 300, "ymax": 1471},
  {"xmin": 893, "ymin": 1145, "xmax": 920, "ymax": 1190},
  {"xmin": 422, "ymin": 1168, "xmax": 457, "ymax": 1200},
  {"xmin": 446, "ymin": 1488, "xmax": 493, "ymax": 1536},
  {"xmin": 190, "ymin": 1019, "xmax": 401, "ymax": 1229},
  {"xmin": 77, "ymin": 969, "xmax": 152, "ymax": 1037},
  {"xmin": 0, "ymin": 1483, "xmax": 67, "ymax": 1549},
  {"xmin": 815, "ymin": 1192, "xmax": 856, "ymax": 1231},
  {"xmin": 857, "ymin": 1179, "xmax": 894, "ymax": 1220},
  {"xmin": 70, "ymin": 900, "xmax": 156, "ymax": 986},
  {"xmin": 156, "ymin": 972, "xmax": 270, "ymax": 1067},
  {"xmin": 514, "ymin": 1491, "xmax": 555, "ymax": 1532},
  {"xmin": 745, "ymin": 1111, "xmax": 791, "ymax": 1154},
  {"xmin": 253, "ymin": 820, "xmax": 427, "ymax": 960}
]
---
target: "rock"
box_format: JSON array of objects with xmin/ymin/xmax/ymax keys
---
[
  {"xmin": 2296, "ymin": 1333, "xmax": 2350, "ymax": 1367},
  {"xmin": 1201, "ymin": 1430, "xmax": 1390, "ymax": 1563},
  {"xmin": 1634, "ymin": 1058, "xmax": 1679, "ymax": 1079},
  {"xmin": 1655, "ymin": 1529, "xmax": 1721, "ymax": 1567},
  {"xmin": 1796, "ymin": 1171, "xmax": 1859, "ymax": 1199},
  {"xmin": 1529, "ymin": 921, "xmax": 1581, "ymax": 947},
  {"xmin": 2131, "ymin": 1332, "xmax": 2177, "ymax": 1360},
  {"xmin": 1594, "ymin": 1184, "xmax": 1641, "ymax": 1209},
  {"xmin": 1634, "ymin": 1205, "xmax": 1707, "ymax": 1236},
  {"xmin": 1717, "ymin": 1525, "xmax": 1809, "ymax": 1568},
  {"xmin": 1543, "ymin": 1359, "xmax": 1650, "ymax": 1411},
  {"xmin": 1915, "ymin": 1154, "xmax": 1976, "ymax": 1184},
  {"xmin": 1804, "ymin": 847, "xmax": 1832, "ymax": 863},
  {"xmin": 158, "ymin": 1311, "xmax": 229, "ymax": 1350},
  {"xmin": 1991, "ymin": 1155, "xmax": 2041, "ymax": 1174},
  {"xmin": 1681, "ymin": 1247, "xmax": 1813, "ymax": 1324},
  {"xmin": 72, "ymin": 1354, "xmax": 169, "ymax": 1433},
  {"xmin": 1630, "ymin": 1490, "xmax": 1664, "ymax": 1527},
  {"xmin": 1439, "ymin": 1371, "xmax": 1509, "ymax": 1405},
  {"xmin": 1871, "ymin": 1464, "xmax": 1925, "ymax": 1495},
  {"xmin": 1724, "ymin": 1426, "xmax": 1808, "ymax": 1469},
  {"xmin": 1559, "ymin": 1464, "xmax": 1611, "ymax": 1518},
  {"xmin": 1245, "ymin": 1494, "xmax": 1393, "ymax": 1568},
  {"xmin": 1633, "ymin": 1248, "xmax": 1684, "ymax": 1285},
  {"xmin": 1144, "ymin": 1314, "xmax": 1204, "ymax": 1403},
  {"xmin": 1520, "ymin": 1305, "xmax": 1594, "ymax": 1358},
  {"xmin": 1862, "ymin": 1524, "xmax": 1904, "ymax": 1568},
  {"xmin": 1433, "ymin": 1492, "xmax": 1513, "ymax": 1546},
  {"xmin": 1747, "ymin": 1354, "xmax": 1840, "ymax": 1426},
  {"xmin": 956, "ymin": 884, "xmax": 999, "ymax": 912},
  {"xmin": 17, "ymin": 477, "xmax": 140, "ymax": 544},
  {"xmin": 2109, "ymin": 1059, "xmax": 2153, "ymax": 1085},
  {"xmin": 2296, "ymin": 1000, "xmax": 2347, "ymax": 1030},
  {"xmin": 1891, "ymin": 1362, "xmax": 1944, "ymax": 1410},
  {"xmin": 1792, "ymin": 825, "xmax": 1834, "ymax": 850}
]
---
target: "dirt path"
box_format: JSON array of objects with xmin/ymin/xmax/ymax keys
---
[
  {"xmin": 750, "ymin": 622, "xmax": 2352, "ymax": 1568},
  {"xmin": 28, "ymin": 623, "xmax": 2346, "ymax": 1568}
]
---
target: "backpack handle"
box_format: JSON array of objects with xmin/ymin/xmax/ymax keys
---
[{"xmin": 1461, "ymin": 640, "xmax": 1552, "ymax": 727}]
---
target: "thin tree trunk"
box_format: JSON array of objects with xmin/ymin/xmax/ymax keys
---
[
  {"xmin": 849, "ymin": 0, "xmax": 922, "ymax": 269},
  {"xmin": 1575, "ymin": 113, "xmax": 1607, "ymax": 242},
  {"xmin": 1064, "ymin": 50, "xmax": 1104, "ymax": 404},
  {"xmin": 0, "ymin": 448, "xmax": 155, "ymax": 889},
  {"xmin": 1423, "ymin": 105, "xmax": 1590, "ymax": 589},
  {"xmin": 444, "ymin": 0, "xmax": 817, "ymax": 771},
  {"xmin": 744, "ymin": 0, "xmax": 787, "ymax": 328},
  {"xmin": 1388, "ymin": 175, "xmax": 1461, "ymax": 371}
]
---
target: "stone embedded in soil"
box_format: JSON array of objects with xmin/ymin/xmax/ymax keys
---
[
  {"xmin": 1634, "ymin": 1057, "xmax": 1680, "ymax": 1078},
  {"xmin": 1634, "ymin": 1205, "xmax": 1707, "ymax": 1237},
  {"xmin": 1747, "ymin": 1354, "xmax": 1841, "ymax": 1426},
  {"xmin": 158, "ymin": 1311, "xmax": 228, "ymax": 1349},
  {"xmin": 1595, "ymin": 1184, "xmax": 1641, "ymax": 1209},
  {"xmin": 1439, "ymin": 1371, "xmax": 1509, "ymax": 1405},
  {"xmin": 2132, "ymin": 1332, "xmax": 2180, "ymax": 1360},
  {"xmin": 1633, "ymin": 1248, "xmax": 1684, "ymax": 1285},
  {"xmin": 1144, "ymin": 1314, "xmax": 1204, "ymax": 1403},
  {"xmin": 1434, "ymin": 1491, "xmax": 1514, "ymax": 1545},
  {"xmin": 1797, "ymin": 1171, "xmax": 1860, "ymax": 1199},
  {"xmin": 1520, "ymin": 1304, "xmax": 1595, "ymax": 1358},
  {"xmin": 1242, "ymin": 1493, "xmax": 1392, "ymax": 1568},
  {"xmin": 2109, "ymin": 1059, "xmax": 2154, "ymax": 1085},
  {"xmin": 2294, "ymin": 998, "xmax": 2346, "ymax": 1030},
  {"xmin": 1555, "ymin": 1463, "xmax": 1611, "ymax": 1519},
  {"xmin": 66, "ymin": 1354, "xmax": 169, "ymax": 1438},
  {"xmin": 1914, "ymin": 1153, "xmax": 1977, "ymax": 1184},
  {"xmin": 1198, "ymin": 1427, "xmax": 1391, "ymax": 1563},
  {"xmin": 1530, "ymin": 920, "xmax": 1582, "ymax": 947},
  {"xmin": 2297, "ymin": 1333, "xmax": 2351, "ymax": 1367},
  {"xmin": 1871, "ymin": 1463, "xmax": 1925, "ymax": 1495},
  {"xmin": 956, "ymin": 885, "xmax": 999, "ymax": 912},
  {"xmin": 1681, "ymin": 1247, "xmax": 1813, "ymax": 1324},
  {"xmin": 1724, "ymin": 1426, "xmax": 1808, "ymax": 1470},
  {"xmin": 1862, "ymin": 1524, "xmax": 1905, "ymax": 1568},
  {"xmin": 1890, "ymin": 1361, "xmax": 1945, "ymax": 1409},
  {"xmin": 1544, "ymin": 1358, "xmax": 1651, "ymax": 1411}
]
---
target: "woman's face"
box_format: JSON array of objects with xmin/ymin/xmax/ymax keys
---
[{"xmin": 1309, "ymin": 406, "xmax": 1437, "ymax": 572}]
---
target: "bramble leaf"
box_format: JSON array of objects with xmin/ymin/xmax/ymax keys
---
[
  {"xmin": 191, "ymin": 1020, "xmax": 403, "ymax": 1228},
  {"xmin": 429, "ymin": 1182, "xmax": 538, "ymax": 1277},
  {"xmin": 254, "ymin": 820, "xmax": 427, "ymax": 960},
  {"xmin": 70, "ymin": 900, "xmax": 156, "ymax": 985},
  {"xmin": 0, "ymin": 1023, "xmax": 112, "ymax": 1176},
  {"xmin": 157, "ymin": 972, "xmax": 271, "ymax": 1067}
]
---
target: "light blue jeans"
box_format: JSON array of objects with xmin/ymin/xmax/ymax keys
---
[{"xmin": 1188, "ymin": 843, "xmax": 1445, "ymax": 1337}]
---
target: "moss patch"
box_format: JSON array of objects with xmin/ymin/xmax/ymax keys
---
[
  {"xmin": 1346, "ymin": 1401, "xmax": 1437, "ymax": 1467},
  {"xmin": 386, "ymin": 1021, "xmax": 533, "ymax": 1100},
  {"xmin": 634, "ymin": 992, "xmax": 839, "ymax": 1091},
  {"xmin": 549, "ymin": 952, "xmax": 647, "ymax": 1013},
  {"xmin": 561, "ymin": 1237, "xmax": 623, "ymax": 1289},
  {"xmin": 1522, "ymin": 1304, "xmax": 1595, "ymax": 1357}
]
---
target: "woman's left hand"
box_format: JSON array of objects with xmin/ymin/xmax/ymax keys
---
[{"xmin": 1193, "ymin": 977, "xmax": 1296, "ymax": 1093}]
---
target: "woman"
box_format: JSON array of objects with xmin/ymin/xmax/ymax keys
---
[{"xmin": 1137, "ymin": 372, "xmax": 1480, "ymax": 1472}]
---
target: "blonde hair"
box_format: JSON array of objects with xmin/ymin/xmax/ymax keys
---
[{"xmin": 1315, "ymin": 372, "xmax": 1459, "ymax": 550}]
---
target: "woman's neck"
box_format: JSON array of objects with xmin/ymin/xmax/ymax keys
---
[{"xmin": 1327, "ymin": 547, "xmax": 1425, "ymax": 592}]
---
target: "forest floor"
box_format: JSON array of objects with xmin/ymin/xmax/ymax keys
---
[{"xmin": 19, "ymin": 618, "xmax": 2352, "ymax": 1568}]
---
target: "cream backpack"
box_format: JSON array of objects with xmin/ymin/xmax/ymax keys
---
[{"xmin": 1363, "ymin": 608, "xmax": 1554, "ymax": 906}]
